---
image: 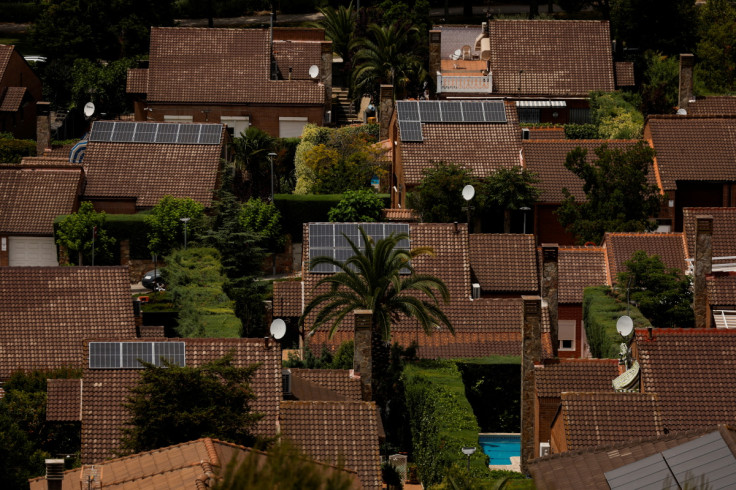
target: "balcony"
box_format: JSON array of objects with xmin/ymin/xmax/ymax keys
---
[{"xmin": 436, "ymin": 72, "xmax": 492, "ymax": 94}]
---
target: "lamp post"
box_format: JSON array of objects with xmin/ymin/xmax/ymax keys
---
[
  {"xmin": 268, "ymin": 152, "xmax": 277, "ymax": 202},
  {"xmin": 180, "ymin": 217, "xmax": 190, "ymax": 249},
  {"xmin": 462, "ymin": 184, "xmax": 475, "ymax": 232},
  {"xmin": 461, "ymin": 447, "xmax": 476, "ymax": 472},
  {"xmin": 520, "ymin": 206, "xmax": 531, "ymax": 234}
]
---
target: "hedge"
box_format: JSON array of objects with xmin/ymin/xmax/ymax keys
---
[
  {"xmin": 54, "ymin": 212, "xmax": 152, "ymax": 262},
  {"xmin": 0, "ymin": 137, "xmax": 35, "ymax": 163},
  {"xmin": 404, "ymin": 360, "xmax": 489, "ymax": 486},
  {"xmin": 274, "ymin": 193, "xmax": 390, "ymax": 242},
  {"xmin": 583, "ymin": 285, "xmax": 651, "ymax": 358},
  {"xmin": 457, "ymin": 360, "xmax": 521, "ymax": 433}
]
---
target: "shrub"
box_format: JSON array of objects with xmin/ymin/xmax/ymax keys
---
[
  {"xmin": 0, "ymin": 137, "xmax": 35, "ymax": 163},
  {"xmin": 55, "ymin": 202, "xmax": 116, "ymax": 265},
  {"xmin": 583, "ymin": 286, "xmax": 651, "ymax": 358},
  {"xmin": 239, "ymin": 198, "xmax": 285, "ymax": 252},
  {"xmin": 145, "ymin": 196, "xmax": 206, "ymax": 256},
  {"xmin": 564, "ymin": 123, "xmax": 599, "ymax": 139},
  {"xmin": 328, "ymin": 189, "xmax": 384, "ymax": 222}
]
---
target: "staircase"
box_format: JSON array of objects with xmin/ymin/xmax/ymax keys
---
[{"xmin": 332, "ymin": 88, "xmax": 361, "ymax": 126}]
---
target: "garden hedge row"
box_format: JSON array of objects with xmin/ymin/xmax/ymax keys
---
[
  {"xmin": 274, "ymin": 193, "xmax": 390, "ymax": 242},
  {"xmin": 54, "ymin": 212, "xmax": 152, "ymax": 262},
  {"xmin": 0, "ymin": 138, "xmax": 36, "ymax": 163},
  {"xmin": 583, "ymin": 285, "xmax": 652, "ymax": 358}
]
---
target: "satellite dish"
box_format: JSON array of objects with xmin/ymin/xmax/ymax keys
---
[
  {"xmin": 676, "ymin": 108, "xmax": 687, "ymax": 115},
  {"xmin": 462, "ymin": 184, "xmax": 475, "ymax": 201},
  {"xmin": 83, "ymin": 101, "xmax": 96, "ymax": 118},
  {"xmin": 308, "ymin": 65, "xmax": 320, "ymax": 79},
  {"xmin": 616, "ymin": 315, "xmax": 634, "ymax": 337},
  {"xmin": 270, "ymin": 319, "xmax": 286, "ymax": 340}
]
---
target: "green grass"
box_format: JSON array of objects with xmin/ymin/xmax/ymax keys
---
[{"xmin": 453, "ymin": 355, "xmax": 521, "ymax": 365}]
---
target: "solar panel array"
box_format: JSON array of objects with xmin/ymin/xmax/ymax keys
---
[
  {"xmin": 89, "ymin": 121, "xmax": 222, "ymax": 145},
  {"xmin": 89, "ymin": 342, "xmax": 186, "ymax": 369},
  {"xmin": 395, "ymin": 100, "xmax": 507, "ymax": 142},
  {"xmin": 309, "ymin": 223, "xmax": 410, "ymax": 273}
]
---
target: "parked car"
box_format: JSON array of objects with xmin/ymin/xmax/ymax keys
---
[{"xmin": 142, "ymin": 270, "xmax": 165, "ymax": 291}]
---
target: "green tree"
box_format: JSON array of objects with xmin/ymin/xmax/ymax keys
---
[
  {"xmin": 590, "ymin": 91, "xmax": 645, "ymax": 139},
  {"xmin": 696, "ymin": 0, "xmax": 736, "ymax": 94},
  {"xmin": 407, "ymin": 161, "xmax": 474, "ymax": 223},
  {"xmin": 313, "ymin": 3, "xmax": 355, "ymax": 69},
  {"xmin": 145, "ymin": 196, "xmax": 206, "ymax": 257},
  {"xmin": 70, "ymin": 58, "xmax": 137, "ymax": 115},
  {"xmin": 617, "ymin": 251, "xmax": 694, "ymax": 328},
  {"xmin": 640, "ymin": 51, "xmax": 680, "ymax": 116},
  {"xmin": 478, "ymin": 167, "xmax": 540, "ymax": 233},
  {"xmin": 556, "ymin": 142, "xmax": 663, "ymax": 244},
  {"xmin": 300, "ymin": 227, "xmax": 453, "ymax": 403},
  {"xmin": 328, "ymin": 189, "xmax": 385, "ymax": 222},
  {"xmin": 120, "ymin": 354, "xmax": 262, "ymax": 454},
  {"xmin": 232, "ymin": 127, "xmax": 276, "ymax": 200},
  {"xmin": 351, "ymin": 22, "xmax": 425, "ymax": 100},
  {"xmin": 239, "ymin": 198, "xmax": 285, "ymax": 253},
  {"xmin": 56, "ymin": 201, "xmax": 116, "ymax": 265},
  {"xmin": 212, "ymin": 440, "xmax": 355, "ymax": 490},
  {"xmin": 610, "ymin": 0, "xmax": 696, "ymax": 54}
]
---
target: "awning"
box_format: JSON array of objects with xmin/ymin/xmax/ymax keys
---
[{"xmin": 515, "ymin": 100, "xmax": 567, "ymax": 108}]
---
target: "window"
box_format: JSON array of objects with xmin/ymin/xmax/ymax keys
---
[
  {"xmin": 279, "ymin": 117, "xmax": 308, "ymax": 138},
  {"xmin": 569, "ymin": 108, "xmax": 592, "ymax": 124},
  {"xmin": 559, "ymin": 319, "xmax": 576, "ymax": 351},
  {"xmin": 517, "ymin": 108, "xmax": 540, "ymax": 124},
  {"xmin": 163, "ymin": 115, "xmax": 193, "ymax": 122},
  {"xmin": 221, "ymin": 116, "xmax": 250, "ymax": 138}
]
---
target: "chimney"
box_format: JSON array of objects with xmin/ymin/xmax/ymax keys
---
[
  {"xmin": 320, "ymin": 41, "xmax": 333, "ymax": 110},
  {"xmin": 353, "ymin": 309, "xmax": 373, "ymax": 401},
  {"xmin": 429, "ymin": 30, "xmax": 441, "ymax": 86},
  {"xmin": 678, "ymin": 53, "xmax": 695, "ymax": 111},
  {"xmin": 694, "ymin": 215, "xmax": 713, "ymax": 329},
  {"xmin": 36, "ymin": 101, "xmax": 51, "ymax": 156},
  {"xmin": 45, "ymin": 459, "xmax": 64, "ymax": 490},
  {"xmin": 379, "ymin": 84, "xmax": 394, "ymax": 140},
  {"xmin": 520, "ymin": 296, "xmax": 542, "ymax": 475},
  {"xmin": 541, "ymin": 244, "xmax": 559, "ymax": 357}
]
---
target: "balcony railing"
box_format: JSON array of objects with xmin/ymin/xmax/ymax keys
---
[{"xmin": 436, "ymin": 72, "xmax": 492, "ymax": 94}]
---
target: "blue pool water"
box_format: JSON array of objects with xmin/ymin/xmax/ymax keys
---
[{"xmin": 479, "ymin": 434, "xmax": 521, "ymax": 465}]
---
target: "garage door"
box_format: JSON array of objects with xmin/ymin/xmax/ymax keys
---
[
  {"xmin": 279, "ymin": 117, "xmax": 309, "ymax": 138},
  {"xmin": 9, "ymin": 237, "xmax": 59, "ymax": 266}
]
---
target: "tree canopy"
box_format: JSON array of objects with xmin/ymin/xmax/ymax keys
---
[
  {"xmin": 407, "ymin": 161, "xmax": 474, "ymax": 223},
  {"xmin": 478, "ymin": 167, "xmax": 540, "ymax": 233},
  {"xmin": 56, "ymin": 201, "xmax": 116, "ymax": 265},
  {"xmin": 120, "ymin": 354, "xmax": 262, "ymax": 454},
  {"xmin": 556, "ymin": 142, "xmax": 663, "ymax": 244},
  {"xmin": 145, "ymin": 196, "xmax": 206, "ymax": 257},
  {"xmin": 328, "ymin": 189, "xmax": 385, "ymax": 223}
]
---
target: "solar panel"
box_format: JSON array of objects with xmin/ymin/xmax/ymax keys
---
[
  {"xmin": 89, "ymin": 342, "xmax": 186, "ymax": 369},
  {"xmin": 89, "ymin": 121, "xmax": 115, "ymax": 142},
  {"xmin": 462, "ymin": 101, "xmax": 486, "ymax": 122},
  {"xmin": 663, "ymin": 431, "xmax": 736, "ymax": 490},
  {"xmin": 483, "ymin": 101, "xmax": 507, "ymax": 123},
  {"xmin": 177, "ymin": 124, "xmax": 201, "ymax": 144},
  {"xmin": 199, "ymin": 124, "xmax": 222, "ymax": 144},
  {"xmin": 309, "ymin": 248, "xmax": 335, "ymax": 273},
  {"xmin": 418, "ymin": 101, "xmax": 442, "ymax": 122},
  {"xmin": 153, "ymin": 342, "xmax": 186, "ymax": 367},
  {"xmin": 134, "ymin": 123, "xmax": 157, "ymax": 143},
  {"xmin": 396, "ymin": 101, "xmax": 420, "ymax": 121},
  {"xmin": 440, "ymin": 101, "xmax": 463, "ymax": 122},
  {"xmin": 89, "ymin": 342, "xmax": 121, "ymax": 368},
  {"xmin": 156, "ymin": 123, "xmax": 179, "ymax": 143},
  {"xmin": 110, "ymin": 122, "xmax": 136, "ymax": 142},
  {"xmin": 122, "ymin": 341, "xmax": 153, "ymax": 368},
  {"xmin": 398, "ymin": 121, "xmax": 423, "ymax": 142}
]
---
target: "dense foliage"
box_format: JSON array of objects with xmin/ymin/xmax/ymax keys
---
[
  {"xmin": 407, "ymin": 161, "xmax": 474, "ymax": 223},
  {"xmin": 696, "ymin": 0, "xmax": 736, "ymax": 94},
  {"xmin": 239, "ymin": 198, "xmax": 285, "ymax": 253},
  {"xmin": 457, "ymin": 361, "xmax": 521, "ymax": 433},
  {"xmin": 583, "ymin": 286, "xmax": 651, "ymax": 358},
  {"xmin": 589, "ymin": 91, "xmax": 645, "ymax": 139},
  {"xmin": 120, "ymin": 354, "xmax": 262, "ymax": 454},
  {"xmin": 477, "ymin": 167, "xmax": 540, "ymax": 233},
  {"xmin": 617, "ymin": 251, "xmax": 694, "ymax": 328},
  {"xmin": 327, "ymin": 189, "xmax": 385, "ymax": 222},
  {"xmin": 232, "ymin": 126, "xmax": 276, "ymax": 200},
  {"xmin": 70, "ymin": 58, "xmax": 137, "ymax": 116},
  {"xmin": 556, "ymin": 142, "xmax": 662, "ymax": 244},
  {"xmin": 0, "ymin": 133, "xmax": 36, "ymax": 163},
  {"xmin": 55, "ymin": 201, "xmax": 116, "ymax": 265},
  {"xmin": 145, "ymin": 195, "xmax": 206, "ymax": 257}
]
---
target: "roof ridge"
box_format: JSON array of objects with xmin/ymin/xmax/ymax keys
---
[{"xmin": 203, "ymin": 437, "xmax": 220, "ymax": 467}]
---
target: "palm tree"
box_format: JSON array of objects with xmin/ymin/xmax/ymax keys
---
[
  {"xmin": 300, "ymin": 226, "xmax": 453, "ymax": 342},
  {"xmin": 351, "ymin": 22, "xmax": 425, "ymax": 100},
  {"xmin": 231, "ymin": 126, "xmax": 274, "ymax": 200},
  {"xmin": 314, "ymin": 2, "xmax": 355, "ymax": 65}
]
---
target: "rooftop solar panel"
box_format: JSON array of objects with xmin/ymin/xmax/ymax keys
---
[
  {"xmin": 418, "ymin": 101, "xmax": 442, "ymax": 122},
  {"xmin": 199, "ymin": 124, "xmax": 222, "ymax": 144},
  {"xmin": 156, "ymin": 123, "xmax": 179, "ymax": 143},
  {"xmin": 153, "ymin": 342, "xmax": 186, "ymax": 367},
  {"xmin": 89, "ymin": 122, "xmax": 222, "ymax": 145},
  {"xmin": 177, "ymin": 124, "xmax": 201, "ymax": 144},
  {"xmin": 483, "ymin": 101, "xmax": 507, "ymax": 123},
  {"xmin": 398, "ymin": 121, "xmax": 423, "ymax": 142},
  {"xmin": 110, "ymin": 122, "xmax": 135, "ymax": 142},
  {"xmin": 397, "ymin": 101, "xmax": 420, "ymax": 121},
  {"xmin": 462, "ymin": 101, "xmax": 486, "ymax": 122},
  {"xmin": 134, "ymin": 123, "xmax": 157, "ymax": 143},
  {"xmin": 122, "ymin": 342, "xmax": 153, "ymax": 368},
  {"xmin": 441, "ymin": 101, "xmax": 463, "ymax": 122},
  {"xmin": 89, "ymin": 121, "xmax": 115, "ymax": 142},
  {"xmin": 89, "ymin": 342, "xmax": 186, "ymax": 369}
]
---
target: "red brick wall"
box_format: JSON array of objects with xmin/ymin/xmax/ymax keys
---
[
  {"xmin": 550, "ymin": 411, "xmax": 567, "ymax": 453},
  {"xmin": 273, "ymin": 27, "xmax": 325, "ymax": 41},
  {"xmin": 0, "ymin": 49, "xmax": 42, "ymax": 139},
  {"xmin": 536, "ymin": 396, "xmax": 560, "ymax": 454},
  {"xmin": 535, "ymin": 204, "xmax": 577, "ymax": 245},
  {"xmin": 558, "ymin": 303, "xmax": 584, "ymax": 358}
]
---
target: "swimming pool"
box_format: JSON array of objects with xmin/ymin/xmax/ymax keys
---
[{"xmin": 479, "ymin": 434, "xmax": 520, "ymax": 465}]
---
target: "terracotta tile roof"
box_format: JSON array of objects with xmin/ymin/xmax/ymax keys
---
[
  {"xmin": 20, "ymin": 156, "xmax": 77, "ymax": 167},
  {"xmin": 488, "ymin": 20, "xmax": 615, "ymax": 97},
  {"xmin": 527, "ymin": 127, "xmax": 565, "ymax": 140},
  {"xmin": 82, "ymin": 126, "xmax": 223, "ymax": 208},
  {"xmin": 707, "ymin": 274, "xmax": 736, "ymax": 306},
  {"xmin": 46, "ymin": 379, "xmax": 82, "ymax": 422},
  {"xmin": 0, "ymin": 166, "xmax": 82, "ymax": 234},
  {"xmin": 646, "ymin": 116, "xmax": 736, "ymax": 190},
  {"xmin": 143, "ymin": 28, "xmax": 325, "ymax": 105},
  {"xmin": 280, "ymin": 400, "xmax": 382, "ymax": 489},
  {"xmin": 558, "ymin": 392, "xmax": 663, "ymax": 451},
  {"xmin": 0, "ymin": 267, "xmax": 136, "ymax": 380},
  {"xmin": 273, "ymin": 27, "xmax": 326, "ymax": 42},
  {"xmin": 0, "ymin": 45, "xmax": 12, "ymax": 74},
  {"xmin": 399, "ymin": 102, "xmax": 521, "ymax": 186},
  {"xmin": 535, "ymin": 358, "xmax": 618, "ymax": 398},
  {"xmin": 683, "ymin": 207, "xmax": 736, "ymax": 258},
  {"xmin": 687, "ymin": 96, "xmax": 736, "ymax": 116},
  {"xmin": 273, "ymin": 40, "xmax": 323, "ymax": 80},
  {"xmin": 138, "ymin": 325, "xmax": 165, "ymax": 337},
  {"xmin": 290, "ymin": 369, "xmax": 362, "ymax": 401},
  {"xmin": 80, "ymin": 338, "xmax": 281, "ymax": 463},
  {"xmin": 530, "ymin": 426, "xmax": 736, "ymax": 490},
  {"xmin": 614, "ymin": 61, "xmax": 635, "ymax": 87},
  {"xmin": 125, "ymin": 68, "xmax": 148, "ymax": 94},
  {"xmin": 32, "ymin": 437, "xmax": 359, "ymax": 490},
  {"xmin": 469, "ymin": 234, "xmax": 538, "ymax": 293},
  {"xmin": 290, "ymin": 376, "xmax": 349, "ymax": 401},
  {"xmin": 636, "ymin": 328, "xmax": 736, "ymax": 432},
  {"xmin": 382, "ymin": 208, "xmax": 419, "ymax": 221},
  {"xmin": 273, "ymin": 280, "xmax": 303, "ymax": 317},
  {"xmin": 522, "ymin": 140, "xmax": 646, "ymax": 203},
  {"xmin": 0, "ymin": 86, "xmax": 26, "ymax": 112},
  {"xmin": 603, "ymin": 232, "xmax": 688, "ymax": 281},
  {"xmin": 558, "ymin": 247, "xmax": 608, "ymax": 303},
  {"xmin": 46, "ymin": 145, "xmax": 76, "ymax": 158}
]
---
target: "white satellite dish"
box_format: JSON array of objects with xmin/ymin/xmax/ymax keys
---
[
  {"xmin": 270, "ymin": 318, "xmax": 286, "ymax": 340},
  {"xmin": 616, "ymin": 315, "xmax": 634, "ymax": 336},
  {"xmin": 308, "ymin": 65, "xmax": 320, "ymax": 79},
  {"xmin": 462, "ymin": 184, "xmax": 475, "ymax": 201},
  {"xmin": 83, "ymin": 101, "xmax": 96, "ymax": 118},
  {"xmin": 676, "ymin": 108, "xmax": 687, "ymax": 115}
]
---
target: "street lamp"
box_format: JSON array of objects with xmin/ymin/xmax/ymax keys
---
[
  {"xmin": 462, "ymin": 184, "xmax": 475, "ymax": 232},
  {"xmin": 520, "ymin": 206, "xmax": 531, "ymax": 234},
  {"xmin": 180, "ymin": 217, "xmax": 190, "ymax": 249},
  {"xmin": 268, "ymin": 152, "xmax": 278, "ymax": 202},
  {"xmin": 461, "ymin": 446, "xmax": 476, "ymax": 472}
]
